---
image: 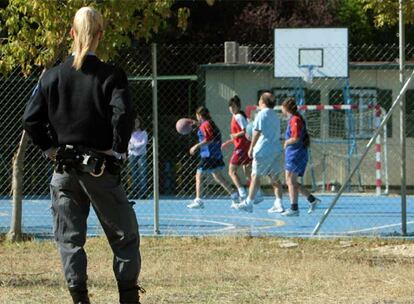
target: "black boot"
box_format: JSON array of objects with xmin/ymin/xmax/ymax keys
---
[
  {"xmin": 118, "ymin": 280, "xmax": 145, "ymax": 304},
  {"xmin": 68, "ymin": 283, "xmax": 90, "ymax": 304}
]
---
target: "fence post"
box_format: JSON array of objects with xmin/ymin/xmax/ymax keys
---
[
  {"xmin": 151, "ymin": 43, "xmax": 160, "ymax": 235},
  {"xmin": 399, "ymin": 0, "xmax": 407, "ymax": 236}
]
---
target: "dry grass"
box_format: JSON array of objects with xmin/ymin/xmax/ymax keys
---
[{"xmin": 1, "ymin": 236, "xmax": 414, "ymax": 304}]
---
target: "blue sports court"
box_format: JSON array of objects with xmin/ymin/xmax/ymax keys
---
[{"xmin": 0, "ymin": 194, "xmax": 413, "ymax": 237}]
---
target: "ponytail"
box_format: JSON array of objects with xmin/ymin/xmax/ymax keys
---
[
  {"xmin": 303, "ymin": 129, "xmax": 310, "ymax": 148},
  {"xmin": 196, "ymin": 106, "xmax": 220, "ymax": 136},
  {"xmin": 71, "ymin": 7, "xmax": 103, "ymax": 70},
  {"xmin": 239, "ymin": 110, "xmax": 247, "ymax": 119}
]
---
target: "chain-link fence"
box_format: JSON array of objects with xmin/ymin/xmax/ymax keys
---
[{"xmin": 0, "ymin": 43, "xmax": 413, "ymax": 237}]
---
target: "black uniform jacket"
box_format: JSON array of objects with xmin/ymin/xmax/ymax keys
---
[{"xmin": 23, "ymin": 55, "xmax": 135, "ymax": 153}]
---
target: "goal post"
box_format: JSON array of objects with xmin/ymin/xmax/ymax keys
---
[{"xmin": 311, "ymin": 69, "xmax": 414, "ymax": 235}]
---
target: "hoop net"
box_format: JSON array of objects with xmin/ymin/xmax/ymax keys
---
[{"xmin": 300, "ymin": 65, "xmax": 315, "ymax": 84}]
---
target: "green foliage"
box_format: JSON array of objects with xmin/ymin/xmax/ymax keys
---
[
  {"xmin": 0, "ymin": 0, "xmax": 188, "ymax": 75},
  {"xmin": 338, "ymin": 0, "xmax": 373, "ymax": 44},
  {"xmin": 359, "ymin": 0, "xmax": 414, "ymax": 27}
]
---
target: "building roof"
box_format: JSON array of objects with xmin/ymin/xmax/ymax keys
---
[{"xmin": 199, "ymin": 62, "xmax": 414, "ymax": 71}]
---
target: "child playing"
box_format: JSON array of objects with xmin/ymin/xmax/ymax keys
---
[
  {"xmin": 235, "ymin": 92, "xmax": 284, "ymax": 213},
  {"xmin": 228, "ymin": 95, "xmax": 254, "ymax": 201},
  {"xmin": 187, "ymin": 106, "xmax": 239, "ymax": 209},
  {"xmin": 281, "ymin": 97, "xmax": 321, "ymax": 216}
]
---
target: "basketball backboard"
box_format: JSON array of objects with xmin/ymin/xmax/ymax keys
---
[{"xmin": 274, "ymin": 28, "xmax": 348, "ymax": 79}]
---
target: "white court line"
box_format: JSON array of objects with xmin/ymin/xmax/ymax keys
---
[
  {"xmin": 328, "ymin": 212, "xmax": 413, "ymax": 217},
  {"xmin": 139, "ymin": 214, "xmax": 286, "ymax": 233},
  {"xmin": 346, "ymin": 221, "xmax": 414, "ymax": 234},
  {"xmin": 158, "ymin": 213, "xmax": 283, "ymax": 223},
  {"xmin": 164, "ymin": 217, "xmax": 236, "ymax": 233}
]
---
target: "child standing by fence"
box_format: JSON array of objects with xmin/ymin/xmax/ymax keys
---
[{"xmin": 128, "ymin": 116, "xmax": 148, "ymax": 198}]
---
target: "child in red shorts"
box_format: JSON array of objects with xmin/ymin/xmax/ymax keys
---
[{"xmin": 227, "ymin": 96, "xmax": 262, "ymax": 204}]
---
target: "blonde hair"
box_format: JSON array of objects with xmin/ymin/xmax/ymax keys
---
[{"xmin": 71, "ymin": 7, "xmax": 103, "ymax": 70}]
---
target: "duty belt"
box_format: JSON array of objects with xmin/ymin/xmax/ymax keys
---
[{"xmin": 54, "ymin": 145, "xmax": 120, "ymax": 177}]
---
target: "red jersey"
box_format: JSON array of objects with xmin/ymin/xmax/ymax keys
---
[
  {"xmin": 289, "ymin": 115, "xmax": 303, "ymax": 139},
  {"xmin": 230, "ymin": 113, "xmax": 251, "ymax": 151}
]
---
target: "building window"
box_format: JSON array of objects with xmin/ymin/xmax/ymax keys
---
[{"xmin": 403, "ymin": 90, "xmax": 414, "ymax": 137}]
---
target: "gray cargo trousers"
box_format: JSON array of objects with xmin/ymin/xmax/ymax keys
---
[{"xmin": 50, "ymin": 169, "xmax": 141, "ymax": 289}]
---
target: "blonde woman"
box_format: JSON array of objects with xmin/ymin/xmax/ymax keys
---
[{"xmin": 23, "ymin": 7, "xmax": 142, "ymax": 304}]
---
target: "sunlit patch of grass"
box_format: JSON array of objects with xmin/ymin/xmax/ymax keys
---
[{"xmin": 1, "ymin": 236, "xmax": 414, "ymax": 303}]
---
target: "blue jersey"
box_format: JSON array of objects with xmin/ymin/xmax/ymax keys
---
[
  {"xmin": 197, "ymin": 120, "xmax": 222, "ymax": 159},
  {"xmin": 285, "ymin": 115, "xmax": 308, "ymax": 176}
]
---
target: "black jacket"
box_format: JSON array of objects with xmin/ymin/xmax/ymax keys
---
[{"xmin": 23, "ymin": 55, "xmax": 135, "ymax": 153}]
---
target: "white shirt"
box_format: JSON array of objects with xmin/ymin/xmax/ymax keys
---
[
  {"xmin": 252, "ymin": 107, "xmax": 282, "ymax": 159},
  {"xmin": 128, "ymin": 130, "xmax": 148, "ymax": 156},
  {"xmin": 234, "ymin": 113, "xmax": 248, "ymax": 129}
]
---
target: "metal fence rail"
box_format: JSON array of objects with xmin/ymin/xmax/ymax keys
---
[{"xmin": 0, "ymin": 43, "xmax": 413, "ymax": 237}]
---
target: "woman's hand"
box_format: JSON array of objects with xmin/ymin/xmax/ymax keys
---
[
  {"xmin": 283, "ymin": 142, "xmax": 288, "ymax": 149},
  {"xmin": 189, "ymin": 145, "xmax": 198, "ymax": 155},
  {"xmin": 44, "ymin": 147, "xmax": 58, "ymax": 161},
  {"xmin": 97, "ymin": 149, "xmax": 114, "ymax": 156}
]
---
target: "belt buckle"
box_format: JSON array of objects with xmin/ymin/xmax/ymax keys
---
[
  {"xmin": 89, "ymin": 162, "xmax": 105, "ymax": 177},
  {"xmin": 82, "ymin": 153, "xmax": 106, "ymax": 177}
]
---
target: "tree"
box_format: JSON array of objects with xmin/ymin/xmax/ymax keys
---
[
  {"xmin": 0, "ymin": 0, "xmax": 190, "ymax": 74},
  {"xmin": 357, "ymin": 0, "xmax": 414, "ymax": 45},
  {"xmin": 0, "ymin": 0, "xmax": 189, "ymax": 241},
  {"xmin": 358, "ymin": 0, "xmax": 414, "ymax": 27},
  {"xmin": 337, "ymin": 0, "xmax": 373, "ymax": 45},
  {"xmin": 228, "ymin": 0, "xmax": 372, "ymax": 45},
  {"xmin": 168, "ymin": 0, "xmax": 373, "ymax": 45}
]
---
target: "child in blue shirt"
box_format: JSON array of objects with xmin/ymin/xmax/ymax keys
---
[
  {"xmin": 235, "ymin": 92, "xmax": 284, "ymax": 213},
  {"xmin": 187, "ymin": 106, "xmax": 239, "ymax": 209},
  {"xmin": 281, "ymin": 97, "xmax": 321, "ymax": 216}
]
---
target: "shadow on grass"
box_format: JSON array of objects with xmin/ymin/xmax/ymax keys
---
[
  {"xmin": 0, "ymin": 274, "xmax": 116, "ymax": 290},
  {"xmin": 0, "ymin": 277, "xmax": 61, "ymax": 288},
  {"xmin": 0, "ymin": 233, "xmax": 35, "ymax": 243}
]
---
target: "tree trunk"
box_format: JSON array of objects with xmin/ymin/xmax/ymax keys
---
[
  {"xmin": 7, "ymin": 130, "xmax": 29, "ymax": 242},
  {"xmin": 6, "ymin": 59, "xmax": 59, "ymax": 242}
]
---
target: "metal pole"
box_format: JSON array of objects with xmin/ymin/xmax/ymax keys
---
[
  {"xmin": 322, "ymin": 152, "xmax": 326, "ymax": 193},
  {"xmin": 312, "ymin": 69, "xmax": 414, "ymax": 235},
  {"xmin": 344, "ymin": 86, "xmax": 353, "ymax": 192},
  {"xmin": 188, "ymin": 82, "xmax": 192, "ymax": 117},
  {"xmin": 383, "ymin": 110, "xmax": 389, "ymax": 195},
  {"xmin": 152, "ymin": 43, "xmax": 160, "ymax": 235},
  {"xmin": 374, "ymin": 106, "xmax": 383, "ymax": 196},
  {"xmin": 399, "ymin": 0, "xmax": 407, "ymax": 236},
  {"xmin": 375, "ymin": 132, "xmax": 382, "ymax": 196}
]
